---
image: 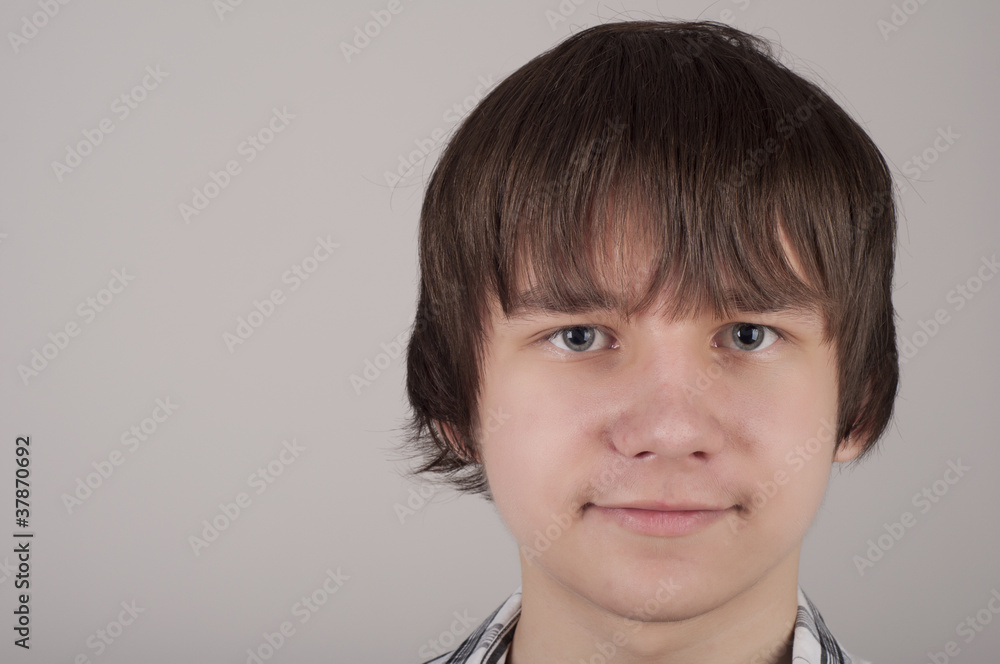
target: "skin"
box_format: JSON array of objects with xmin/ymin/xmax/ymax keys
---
[{"xmin": 447, "ymin": 249, "xmax": 866, "ymax": 664}]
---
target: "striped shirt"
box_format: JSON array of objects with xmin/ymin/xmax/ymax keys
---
[{"xmin": 421, "ymin": 586, "xmax": 870, "ymax": 664}]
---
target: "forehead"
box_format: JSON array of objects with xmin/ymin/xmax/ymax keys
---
[
  {"xmin": 501, "ymin": 281, "xmax": 825, "ymax": 336},
  {"xmin": 500, "ymin": 219, "xmax": 826, "ymax": 327}
]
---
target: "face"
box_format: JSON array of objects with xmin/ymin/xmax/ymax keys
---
[{"xmin": 466, "ymin": 261, "xmax": 862, "ymax": 624}]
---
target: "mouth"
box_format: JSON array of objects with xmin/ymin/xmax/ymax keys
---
[{"xmin": 584, "ymin": 501, "xmax": 737, "ymax": 537}]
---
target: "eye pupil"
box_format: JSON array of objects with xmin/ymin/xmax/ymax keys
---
[
  {"xmin": 733, "ymin": 323, "xmax": 762, "ymax": 349},
  {"xmin": 563, "ymin": 326, "xmax": 595, "ymax": 351}
]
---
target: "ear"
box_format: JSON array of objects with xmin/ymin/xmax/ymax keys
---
[
  {"xmin": 832, "ymin": 433, "xmax": 865, "ymax": 463},
  {"xmin": 433, "ymin": 420, "xmax": 479, "ymax": 463},
  {"xmin": 833, "ymin": 375, "xmax": 880, "ymax": 464}
]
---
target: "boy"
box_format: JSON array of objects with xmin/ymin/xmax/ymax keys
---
[{"xmin": 403, "ymin": 20, "xmax": 897, "ymax": 664}]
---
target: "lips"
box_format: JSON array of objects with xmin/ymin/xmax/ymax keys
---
[
  {"xmin": 597, "ymin": 500, "xmax": 732, "ymax": 511},
  {"xmin": 586, "ymin": 501, "xmax": 735, "ymax": 537}
]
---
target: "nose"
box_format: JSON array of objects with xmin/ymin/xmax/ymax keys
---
[{"xmin": 605, "ymin": 334, "xmax": 726, "ymax": 464}]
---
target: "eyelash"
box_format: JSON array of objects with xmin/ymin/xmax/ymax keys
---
[{"xmin": 543, "ymin": 323, "xmax": 785, "ymax": 354}]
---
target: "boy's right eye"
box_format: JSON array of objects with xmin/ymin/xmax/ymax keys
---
[{"xmin": 546, "ymin": 326, "xmax": 617, "ymax": 353}]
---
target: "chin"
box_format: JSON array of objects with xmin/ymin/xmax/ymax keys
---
[{"xmin": 554, "ymin": 550, "xmax": 737, "ymax": 623}]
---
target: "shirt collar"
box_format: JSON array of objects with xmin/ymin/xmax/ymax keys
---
[{"xmin": 422, "ymin": 586, "xmax": 869, "ymax": 664}]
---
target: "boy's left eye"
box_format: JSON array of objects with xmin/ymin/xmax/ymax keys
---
[
  {"xmin": 546, "ymin": 326, "xmax": 616, "ymax": 353},
  {"xmin": 714, "ymin": 323, "xmax": 781, "ymax": 352}
]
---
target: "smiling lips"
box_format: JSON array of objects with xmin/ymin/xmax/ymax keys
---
[{"xmin": 587, "ymin": 501, "xmax": 736, "ymax": 537}]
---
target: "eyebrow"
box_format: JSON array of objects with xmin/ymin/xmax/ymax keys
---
[
  {"xmin": 505, "ymin": 285, "xmax": 824, "ymax": 324},
  {"xmin": 506, "ymin": 286, "xmax": 622, "ymax": 318}
]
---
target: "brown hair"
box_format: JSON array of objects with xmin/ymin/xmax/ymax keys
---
[{"xmin": 401, "ymin": 20, "xmax": 899, "ymax": 496}]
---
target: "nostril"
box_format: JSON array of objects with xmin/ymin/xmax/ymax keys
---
[{"xmin": 633, "ymin": 450, "xmax": 708, "ymax": 460}]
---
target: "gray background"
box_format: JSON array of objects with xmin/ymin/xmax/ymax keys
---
[{"xmin": 1, "ymin": 0, "xmax": 998, "ymax": 662}]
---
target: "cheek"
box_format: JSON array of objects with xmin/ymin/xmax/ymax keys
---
[
  {"xmin": 716, "ymin": 352, "xmax": 838, "ymax": 455},
  {"xmin": 477, "ymin": 362, "xmax": 604, "ymax": 538},
  {"xmin": 717, "ymin": 357, "xmax": 839, "ymax": 532}
]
